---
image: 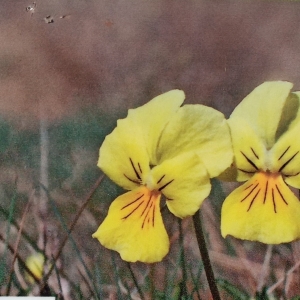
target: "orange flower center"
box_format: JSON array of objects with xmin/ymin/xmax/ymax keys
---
[
  {"xmin": 240, "ymin": 171, "xmax": 289, "ymax": 213},
  {"xmin": 120, "ymin": 186, "xmax": 161, "ymax": 230}
]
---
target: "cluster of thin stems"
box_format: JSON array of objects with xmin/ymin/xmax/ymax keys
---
[{"xmin": 5, "ymin": 174, "xmax": 220, "ymax": 299}]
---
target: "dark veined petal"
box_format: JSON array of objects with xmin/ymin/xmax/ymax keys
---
[
  {"xmin": 269, "ymin": 118, "xmax": 300, "ymax": 188},
  {"xmin": 226, "ymin": 117, "xmax": 266, "ymax": 182},
  {"xmin": 98, "ymin": 90, "xmax": 184, "ymax": 190},
  {"xmin": 98, "ymin": 117, "xmax": 150, "ymax": 190},
  {"xmin": 93, "ymin": 186, "xmax": 169, "ymax": 263},
  {"xmin": 221, "ymin": 172, "xmax": 300, "ymax": 244}
]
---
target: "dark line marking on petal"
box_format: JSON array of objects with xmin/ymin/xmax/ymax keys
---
[
  {"xmin": 272, "ymin": 188, "xmax": 277, "ymax": 213},
  {"xmin": 279, "ymin": 151, "xmax": 299, "ymax": 172},
  {"xmin": 138, "ymin": 163, "xmax": 143, "ymax": 174},
  {"xmin": 157, "ymin": 175, "xmax": 165, "ymax": 184},
  {"xmin": 121, "ymin": 194, "xmax": 144, "ymax": 210},
  {"xmin": 122, "ymin": 201, "xmax": 144, "ymax": 220},
  {"xmin": 244, "ymin": 184, "xmax": 254, "ymax": 191},
  {"xmin": 152, "ymin": 205, "xmax": 155, "ymax": 227},
  {"xmin": 158, "ymin": 179, "xmax": 174, "ymax": 191},
  {"xmin": 238, "ymin": 168, "xmax": 256, "ymax": 174},
  {"xmin": 247, "ymin": 189, "xmax": 260, "ymax": 212},
  {"xmin": 275, "ymin": 184, "xmax": 288, "ymax": 205},
  {"xmin": 263, "ymin": 181, "xmax": 268, "ymax": 204},
  {"xmin": 124, "ymin": 174, "xmax": 140, "ymax": 184},
  {"xmin": 240, "ymin": 151, "xmax": 258, "ymax": 170},
  {"xmin": 241, "ymin": 183, "xmax": 259, "ymax": 202},
  {"xmin": 129, "ymin": 157, "xmax": 141, "ymax": 180},
  {"xmin": 140, "ymin": 195, "xmax": 152, "ymax": 217},
  {"xmin": 251, "ymin": 147, "xmax": 259, "ymax": 159},
  {"xmin": 285, "ymin": 172, "xmax": 300, "ymax": 177},
  {"xmin": 278, "ymin": 146, "xmax": 290, "ymax": 161},
  {"xmin": 165, "ymin": 197, "xmax": 174, "ymax": 201},
  {"xmin": 142, "ymin": 201, "xmax": 154, "ymax": 228},
  {"xmin": 244, "ymin": 183, "xmax": 255, "ymax": 191}
]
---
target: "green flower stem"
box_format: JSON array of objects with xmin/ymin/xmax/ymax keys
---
[
  {"xmin": 178, "ymin": 219, "xmax": 188, "ymax": 298},
  {"xmin": 192, "ymin": 211, "xmax": 221, "ymax": 300}
]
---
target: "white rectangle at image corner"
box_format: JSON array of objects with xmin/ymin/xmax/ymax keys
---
[{"xmin": 0, "ymin": 298, "xmax": 56, "ymax": 300}]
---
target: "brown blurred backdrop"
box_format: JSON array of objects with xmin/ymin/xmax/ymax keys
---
[{"xmin": 1, "ymin": 1, "xmax": 300, "ymax": 127}]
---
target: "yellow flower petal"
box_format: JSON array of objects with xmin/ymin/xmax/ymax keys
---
[
  {"xmin": 221, "ymin": 172, "xmax": 300, "ymax": 244},
  {"xmin": 98, "ymin": 90, "xmax": 184, "ymax": 189},
  {"xmin": 269, "ymin": 119, "xmax": 300, "ymax": 188},
  {"xmin": 25, "ymin": 253, "xmax": 45, "ymax": 283},
  {"xmin": 231, "ymin": 81, "xmax": 293, "ymax": 149},
  {"xmin": 150, "ymin": 152, "xmax": 211, "ymax": 218},
  {"xmin": 98, "ymin": 117, "xmax": 151, "ymax": 190},
  {"xmin": 92, "ymin": 186, "xmax": 169, "ymax": 263},
  {"xmin": 228, "ymin": 117, "xmax": 266, "ymax": 182},
  {"xmin": 290, "ymin": 92, "xmax": 300, "ymax": 123},
  {"xmin": 127, "ymin": 90, "xmax": 185, "ymax": 165},
  {"xmin": 157, "ymin": 105, "xmax": 232, "ymax": 178},
  {"xmin": 275, "ymin": 92, "xmax": 299, "ymax": 140}
]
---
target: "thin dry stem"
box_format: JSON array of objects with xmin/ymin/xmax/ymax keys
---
[
  {"xmin": 257, "ymin": 245, "xmax": 273, "ymax": 292},
  {"xmin": 267, "ymin": 260, "xmax": 300, "ymax": 294},
  {"xmin": 42, "ymin": 174, "xmax": 104, "ymax": 283},
  {"xmin": 0, "ymin": 232, "xmax": 40, "ymax": 284},
  {"xmin": 5, "ymin": 196, "xmax": 32, "ymax": 295}
]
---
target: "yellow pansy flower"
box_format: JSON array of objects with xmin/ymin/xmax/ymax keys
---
[
  {"xmin": 93, "ymin": 90, "xmax": 232, "ymax": 263},
  {"xmin": 25, "ymin": 252, "xmax": 45, "ymax": 283},
  {"xmin": 221, "ymin": 81, "xmax": 300, "ymax": 244}
]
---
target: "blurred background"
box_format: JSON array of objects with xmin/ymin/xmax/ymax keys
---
[{"xmin": 1, "ymin": 0, "xmax": 300, "ymax": 299}]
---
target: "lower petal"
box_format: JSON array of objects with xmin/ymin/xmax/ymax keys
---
[
  {"xmin": 221, "ymin": 172, "xmax": 300, "ymax": 244},
  {"xmin": 92, "ymin": 186, "xmax": 169, "ymax": 263}
]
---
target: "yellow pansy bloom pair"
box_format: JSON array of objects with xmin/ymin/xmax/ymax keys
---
[{"xmin": 93, "ymin": 81, "xmax": 300, "ymax": 263}]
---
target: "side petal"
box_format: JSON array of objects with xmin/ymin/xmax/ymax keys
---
[
  {"xmin": 92, "ymin": 186, "xmax": 169, "ymax": 263},
  {"xmin": 150, "ymin": 153, "xmax": 211, "ymax": 218},
  {"xmin": 99, "ymin": 117, "xmax": 151, "ymax": 190},
  {"xmin": 221, "ymin": 172, "xmax": 300, "ymax": 244},
  {"xmin": 98, "ymin": 90, "xmax": 184, "ymax": 190},
  {"xmin": 127, "ymin": 90, "xmax": 185, "ymax": 165},
  {"xmin": 269, "ymin": 119, "xmax": 300, "ymax": 188},
  {"xmin": 230, "ymin": 81, "xmax": 293, "ymax": 149},
  {"xmin": 156, "ymin": 105, "xmax": 233, "ymax": 178},
  {"xmin": 228, "ymin": 117, "xmax": 267, "ymax": 182}
]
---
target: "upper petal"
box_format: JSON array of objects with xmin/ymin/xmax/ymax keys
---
[
  {"xmin": 230, "ymin": 81, "xmax": 294, "ymax": 149},
  {"xmin": 127, "ymin": 90, "xmax": 185, "ymax": 165},
  {"xmin": 156, "ymin": 104, "xmax": 233, "ymax": 178},
  {"xmin": 150, "ymin": 152, "xmax": 211, "ymax": 218},
  {"xmin": 93, "ymin": 186, "xmax": 169, "ymax": 263},
  {"xmin": 221, "ymin": 172, "xmax": 300, "ymax": 244}
]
